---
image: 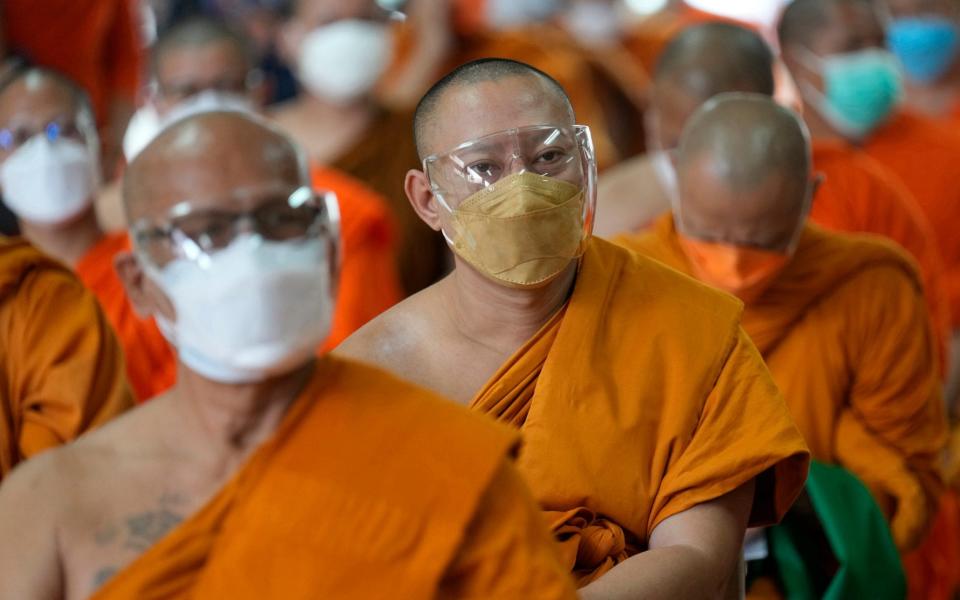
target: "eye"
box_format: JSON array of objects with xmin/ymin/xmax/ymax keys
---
[
  {"xmin": 466, "ymin": 161, "xmax": 501, "ymax": 181},
  {"xmin": 535, "ymin": 149, "xmax": 570, "ymax": 166}
]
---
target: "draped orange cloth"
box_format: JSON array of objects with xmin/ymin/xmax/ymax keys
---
[
  {"xmin": 309, "ymin": 166, "xmax": 403, "ymax": 350},
  {"xmin": 3, "ymin": 0, "xmax": 141, "ymax": 125},
  {"xmin": 810, "ymin": 139, "xmax": 951, "ymax": 367},
  {"xmin": 0, "ymin": 237, "xmax": 132, "ymax": 480},
  {"xmin": 76, "ymin": 233, "xmax": 175, "ymax": 403},
  {"xmin": 863, "ymin": 112, "xmax": 960, "ymax": 329},
  {"xmin": 93, "ymin": 357, "xmax": 576, "ymax": 599},
  {"xmin": 72, "ymin": 167, "xmax": 401, "ymax": 402},
  {"xmin": 471, "ymin": 237, "xmax": 810, "ymax": 586},
  {"xmin": 619, "ymin": 218, "xmax": 947, "ymax": 550}
]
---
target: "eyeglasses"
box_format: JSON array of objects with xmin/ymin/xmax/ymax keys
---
[
  {"xmin": 0, "ymin": 119, "xmax": 88, "ymax": 152},
  {"xmin": 133, "ymin": 186, "xmax": 338, "ymax": 268},
  {"xmin": 423, "ymin": 125, "xmax": 594, "ymax": 207}
]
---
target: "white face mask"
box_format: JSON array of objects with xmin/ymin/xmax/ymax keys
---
[
  {"xmin": 0, "ymin": 135, "xmax": 99, "ymax": 226},
  {"xmin": 122, "ymin": 90, "xmax": 256, "ymax": 161},
  {"xmin": 296, "ymin": 19, "xmax": 393, "ymax": 104},
  {"xmin": 486, "ymin": 0, "xmax": 562, "ymax": 29},
  {"xmin": 150, "ymin": 233, "xmax": 334, "ymax": 384}
]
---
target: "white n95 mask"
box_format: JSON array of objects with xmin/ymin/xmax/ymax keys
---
[
  {"xmin": 297, "ymin": 19, "xmax": 393, "ymax": 104},
  {"xmin": 150, "ymin": 233, "xmax": 334, "ymax": 384},
  {"xmin": 0, "ymin": 134, "xmax": 99, "ymax": 226}
]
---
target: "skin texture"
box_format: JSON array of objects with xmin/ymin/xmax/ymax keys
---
[
  {"xmin": 0, "ymin": 114, "xmax": 316, "ymax": 600},
  {"xmin": 0, "ymin": 70, "xmax": 104, "ymax": 267},
  {"xmin": 337, "ymin": 72, "xmax": 756, "ymax": 598}
]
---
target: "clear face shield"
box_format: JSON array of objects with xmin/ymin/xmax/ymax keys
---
[
  {"xmin": 423, "ymin": 124, "xmax": 597, "ymax": 288},
  {"xmin": 130, "ymin": 184, "xmax": 342, "ymax": 384}
]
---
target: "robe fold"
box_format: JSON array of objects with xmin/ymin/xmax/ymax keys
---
[
  {"xmin": 0, "ymin": 237, "xmax": 132, "ymax": 480},
  {"xmin": 618, "ymin": 218, "xmax": 947, "ymax": 550},
  {"xmin": 471, "ymin": 237, "xmax": 810, "ymax": 586},
  {"xmin": 863, "ymin": 112, "xmax": 960, "ymax": 328},
  {"xmin": 94, "ymin": 357, "xmax": 576, "ymax": 599},
  {"xmin": 810, "ymin": 139, "xmax": 950, "ymax": 366}
]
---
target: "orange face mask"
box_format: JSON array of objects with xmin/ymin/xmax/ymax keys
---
[{"xmin": 678, "ymin": 235, "xmax": 790, "ymax": 304}]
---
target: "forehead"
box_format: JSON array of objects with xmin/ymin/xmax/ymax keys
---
[
  {"xmin": 810, "ymin": 2, "xmax": 885, "ymax": 52},
  {"xmin": 0, "ymin": 76, "xmax": 78, "ymax": 124},
  {"xmin": 130, "ymin": 126, "xmax": 301, "ymax": 221},
  {"xmin": 156, "ymin": 40, "xmax": 248, "ymax": 81},
  {"xmin": 294, "ymin": 0, "xmax": 376, "ymax": 23},
  {"xmin": 884, "ymin": 0, "xmax": 953, "ymax": 15},
  {"xmin": 424, "ymin": 76, "xmax": 573, "ymax": 157}
]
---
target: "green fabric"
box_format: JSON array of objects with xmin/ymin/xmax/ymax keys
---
[{"xmin": 769, "ymin": 461, "xmax": 906, "ymax": 599}]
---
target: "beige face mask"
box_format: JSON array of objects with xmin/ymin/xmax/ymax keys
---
[{"xmin": 443, "ymin": 172, "xmax": 585, "ymax": 288}]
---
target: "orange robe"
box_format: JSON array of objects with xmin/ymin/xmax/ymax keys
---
[
  {"xmin": 810, "ymin": 139, "xmax": 951, "ymax": 365},
  {"xmin": 3, "ymin": 0, "xmax": 141, "ymax": 127},
  {"xmin": 863, "ymin": 111, "xmax": 960, "ymax": 329},
  {"xmin": 331, "ymin": 110, "xmax": 448, "ymax": 295},
  {"xmin": 71, "ymin": 168, "xmax": 401, "ymax": 401},
  {"xmin": 93, "ymin": 357, "xmax": 576, "ymax": 599},
  {"xmin": 76, "ymin": 233, "xmax": 176, "ymax": 403},
  {"xmin": 471, "ymin": 237, "xmax": 810, "ymax": 585},
  {"xmin": 0, "ymin": 237, "xmax": 132, "ymax": 480},
  {"xmin": 619, "ymin": 218, "xmax": 947, "ymax": 550}
]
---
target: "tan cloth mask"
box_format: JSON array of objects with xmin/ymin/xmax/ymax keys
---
[{"xmin": 443, "ymin": 172, "xmax": 585, "ymax": 287}]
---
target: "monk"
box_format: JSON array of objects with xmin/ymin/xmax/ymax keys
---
[
  {"xmin": 617, "ymin": 93, "xmax": 946, "ymax": 556},
  {"xmin": 0, "ymin": 237, "xmax": 131, "ymax": 481},
  {"xmin": 273, "ymin": 0, "xmax": 451, "ymax": 294},
  {"xmin": 778, "ymin": 0, "xmax": 960, "ymax": 411},
  {"xmin": 122, "ymin": 16, "xmax": 403, "ymax": 347},
  {"xmin": 0, "ymin": 112, "xmax": 577, "ymax": 600},
  {"xmin": 597, "ymin": 21, "xmax": 951, "ymax": 366},
  {"xmin": 880, "ymin": 0, "xmax": 960, "ymax": 124},
  {"xmin": 3, "ymin": 0, "xmax": 142, "ymax": 176},
  {"xmin": 337, "ymin": 58, "xmax": 810, "ymax": 597}
]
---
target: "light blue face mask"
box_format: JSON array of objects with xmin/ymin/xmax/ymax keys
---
[
  {"xmin": 799, "ymin": 48, "xmax": 903, "ymax": 138},
  {"xmin": 887, "ymin": 16, "xmax": 960, "ymax": 84}
]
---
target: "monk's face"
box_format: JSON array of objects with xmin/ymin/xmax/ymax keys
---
[
  {"xmin": 646, "ymin": 79, "xmax": 704, "ymax": 151},
  {"xmin": 291, "ymin": 0, "xmax": 382, "ymax": 26},
  {"xmin": 678, "ymin": 154, "xmax": 809, "ymax": 252},
  {"xmin": 154, "ymin": 39, "xmax": 255, "ymax": 116},
  {"xmin": 0, "ymin": 75, "xmax": 87, "ymax": 164}
]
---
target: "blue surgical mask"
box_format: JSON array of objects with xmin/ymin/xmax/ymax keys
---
[
  {"xmin": 798, "ymin": 48, "xmax": 903, "ymax": 138},
  {"xmin": 887, "ymin": 16, "xmax": 960, "ymax": 84}
]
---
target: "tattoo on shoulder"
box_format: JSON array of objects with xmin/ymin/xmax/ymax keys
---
[
  {"xmin": 92, "ymin": 567, "xmax": 118, "ymax": 590},
  {"xmin": 93, "ymin": 492, "xmax": 187, "ymax": 554}
]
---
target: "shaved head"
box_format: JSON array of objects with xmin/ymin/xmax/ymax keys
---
[
  {"xmin": 656, "ymin": 23, "xmax": 775, "ymax": 98},
  {"xmin": 153, "ymin": 16, "xmax": 253, "ymax": 75},
  {"xmin": 124, "ymin": 112, "xmax": 305, "ymax": 223},
  {"xmin": 413, "ymin": 58, "xmax": 574, "ymax": 158},
  {"xmin": 677, "ymin": 93, "xmax": 812, "ymax": 249},
  {"xmin": 0, "ymin": 66, "xmax": 93, "ymax": 121},
  {"xmin": 778, "ymin": 0, "xmax": 877, "ymax": 49}
]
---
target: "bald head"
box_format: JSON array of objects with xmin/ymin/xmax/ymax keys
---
[
  {"xmin": 152, "ymin": 17, "xmax": 255, "ymax": 113},
  {"xmin": 656, "ymin": 23, "xmax": 775, "ymax": 98},
  {"xmin": 779, "ymin": 0, "xmax": 880, "ymax": 50},
  {"xmin": 413, "ymin": 58, "xmax": 574, "ymax": 159},
  {"xmin": 677, "ymin": 93, "xmax": 812, "ymax": 249},
  {"xmin": 124, "ymin": 112, "xmax": 304, "ymax": 223}
]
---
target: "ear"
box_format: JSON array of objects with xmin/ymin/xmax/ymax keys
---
[
  {"xmin": 114, "ymin": 251, "xmax": 176, "ymax": 321},
  {"xmin": 806, "ymin": 172, "xmax": 825, "ymax": 213},
  {"xmin": 404, "ymin": 168, "xmax": 443, "ymax": 231}
]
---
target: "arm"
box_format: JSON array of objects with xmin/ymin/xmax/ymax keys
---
[
  {"xmin": 0, "ymin": 454, "xmax": 65, "ymax": 600},
  {"xmin": 438, "ymin": 458, "xmax": 577, "ymax": 600},
  {"xmin": 13, "ymin": 269, "xmax": 132, "ymax": 460},
  {"xmin": 578, "ymin": 480, "xmax": 754, "ymax": 600}
]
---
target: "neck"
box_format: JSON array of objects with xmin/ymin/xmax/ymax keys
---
[
  {"xmin": 20, "ymin": 209, "xmax": 103, "ymax": 267},
  {"xmin": 170, "ymin": 361, "xmax": 315, "ymax": 470},
  {"xmin": 802, "ymin": 105, "xmax": 850, "ymax": 145},
  {"xmin": 902, "ymin": 76, "xmax": 960, "ymax": 117},
  {"xmin": 441, "ymin": 259, "xmax": 577, "ymax": 355}
]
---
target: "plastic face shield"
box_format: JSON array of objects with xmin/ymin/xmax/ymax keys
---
[
  {"xmin": 131, "ymin": 184, "xmax": 341, "ymax": 271},
  {"xmin": 422, "ymin": 124, "xmax": 598, "ymax": 247},
  {"xmin": 0, "ymin": 102, "xmax": 100, "ymax": 163}
]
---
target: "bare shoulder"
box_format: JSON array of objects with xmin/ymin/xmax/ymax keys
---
[
  {"xmin": 595, "ymin": 154, "xmax": 667, "ymax": 237},
  {"xmin": 335, "ymin": 283, "xmax": 444, "ymax": 375}
]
